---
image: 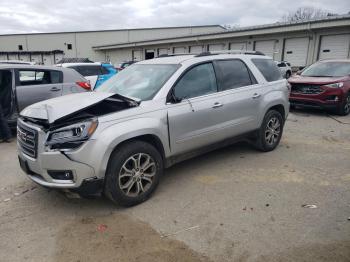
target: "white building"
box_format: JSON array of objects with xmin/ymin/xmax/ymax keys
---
[
  {"xmin": 0, "ymin": 15, "xmax": 349, "ymax": 68},
  {"xmin": 0, "ymin": 25, "xmax": 225, "ymax": 65}
]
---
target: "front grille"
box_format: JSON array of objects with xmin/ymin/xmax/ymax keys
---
[
  {"xmin": 291, "ymin": 84, "xmax": 323, "ymax": 95},
  {"xmin": 17, "ymin": 121, "xmax": 38, "ymax": 159}
]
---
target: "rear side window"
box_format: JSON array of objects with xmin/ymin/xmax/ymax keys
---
[
  {"xmin": 174, "ymin": 63, "xmax": 217, "ymax": 99},
  {"xmin": 215, "ymin": 60, "xmax": 255, "ymax": 91},
  {"xmin": 18, "ymin": 70, "xmax": 62, "ymax": 85},
  {"xmin": 252, "ymin": 59, "xmax": 282, "ymax": 82}
]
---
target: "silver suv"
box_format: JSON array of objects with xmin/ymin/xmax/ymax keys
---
[{"xmin": 17, "ymin": 52, "xmax": 289, "ymax": 206}]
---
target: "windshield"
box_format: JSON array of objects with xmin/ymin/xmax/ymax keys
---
[
  {"xmin": 301, "ymin": 62, "xmax": 350, "ymax": 77},
  {"xmin": 97, "ymin": 64, "xmax": 179, "ymax": 100}
]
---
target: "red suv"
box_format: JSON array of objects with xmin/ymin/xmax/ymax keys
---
[{"xmin": 289, "ymin": 60, "xmax": 350, "ymax": 115}]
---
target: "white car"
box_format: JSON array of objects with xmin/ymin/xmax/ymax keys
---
[
  {"xmin": 56, "ymin": 62, "xmax": 112, "ymax": 89},
  {"xmin": 275, "ymin": 61, "xmax": 292, "ymax": 79}
]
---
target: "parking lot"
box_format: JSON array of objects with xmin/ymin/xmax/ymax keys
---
[{"xmin": 0, "ymin": 108, "xmax": 349, "ymax": 262}]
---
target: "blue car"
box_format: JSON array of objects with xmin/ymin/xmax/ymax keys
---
[{"xmin": 95, "ymin": 63, "xmax": 117, "ymax": 89}]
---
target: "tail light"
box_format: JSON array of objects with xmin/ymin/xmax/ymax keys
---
[{"xmin": 76, "ymin": 81, "xmax": 91, "ymax": 91}]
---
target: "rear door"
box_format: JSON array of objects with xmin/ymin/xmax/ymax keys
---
[
  {"xmin": 15, "ymin": 69, "xmax": 63, "ymax": 111},
  {"xmin": 213, "ymin": 59, "xmax": 262, "ymax": 137}
]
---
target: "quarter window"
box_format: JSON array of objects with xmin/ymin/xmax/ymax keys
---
[
  {"xmin": 216, "ymin": 60, "xmax": 254, "ymax": 91},
  {"xmin": 174, "ymin": 63, "xmax": 217, "ymax": 99},
  {"xmin": 252, "ymin": 58, "xmax": 282, "ymax": 82}
]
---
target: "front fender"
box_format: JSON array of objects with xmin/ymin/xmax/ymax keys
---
[{"xmin": 96, "ymin": 116, "xmax": 169, "ymax": 178}]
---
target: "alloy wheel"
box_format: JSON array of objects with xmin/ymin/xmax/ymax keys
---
[
  {"xmin": 344, "ymin": 95, "xmax": 350, "ymax": 114},
  {"xmin": 265, "ymin": 117, "xmax": 281, "ymax": 146},
  {"xmin": 118, "ymin": 153, "xmax": 156, "ymax": 197}
]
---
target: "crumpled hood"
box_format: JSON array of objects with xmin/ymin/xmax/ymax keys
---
[
  {"xmin": 20, "ymin": 92, "xmax": 137, "ymax": 124},
  {"xmin": 288, "ymin": 75, "xmax": 348, "ymax": 85}
]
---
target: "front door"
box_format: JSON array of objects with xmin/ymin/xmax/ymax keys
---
[
  {"xmin": 167, "ymin": 62, "xmax": 225, "ymax": 155},
  {"xmin": 15, "ymin": 69, "xmax": 63, "ymax": 111}
]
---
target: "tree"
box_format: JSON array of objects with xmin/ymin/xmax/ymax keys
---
[{"xmin": 281, "ymin": 7, "xmax": 337, "ymax": 22}]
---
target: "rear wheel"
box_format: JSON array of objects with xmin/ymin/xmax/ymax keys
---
[
  {"xmin": 337, "ymin": 93, "xmax": 350, "ymax": 116},
  {"xmin": 104, "ymin": 141, "xmax": 163, "ymax": 206},
  {"xmin": 254, "ymin": 110, "xmax": 284, "ymax": 152}
]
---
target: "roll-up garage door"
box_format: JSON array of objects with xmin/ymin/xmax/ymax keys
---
[
  {"xmin": 283, "ymin": 37, "xmax": 309, "ymax": 67},
  {"xmin": 0, "ymin": 54, "xmax": 8, "ymax": 60},
  {"xmin": 190, "ymin": 45, "xmax": 204, "ymax": 53},
  {"xmin": 319, "ymin": 34, "xmax": 350, "ymax": 60},
  {"xmin": 43, "ymin": 54, "xmax": 54, "ymax": 65},
  {"xmin": 173, "ymin": 47, "xmax": 187, "ymax": 54},
  {"xmin": 54, "ymin": 53, "xmax": 64, "ymax": 64},
  {"xmin": 31, "ymin": 54, "xmax": 43, "ymax": 64},
  {"xmin": 132, "ymin": 50, "xmax": 142, "ymax": 61},
  {"xmin": 158, "ymin": 48, "xmax": 168, "ymax": 56},
  {"xmin": 208, "ymin": 44, "xmax": 225, "ymax": 51},
  {"xmin": 19, "ymin": 54, "xmax": 31, "ymax": 62},
  {"xmin": 8, "ymin": 54, "xmax": 19, "ymax": 60},
  {"xmin": 255, "ymin": 40, "xmax": 276, "ymax": 58},
  {"xmin": 229, "ymin": 42, "xmax": 247, "ymax": 50}
]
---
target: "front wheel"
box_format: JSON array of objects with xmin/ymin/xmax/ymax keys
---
[
  {"xmin": 104, "ymin": 141, "xmax": 163, "ymax": 206},
  {"xmin": 254, "ymin": 110, "xmax": 284, "ymax": 152},
  {"xmin": 337, "ymin": 93, "xmax": 350, "ymax": 116}
]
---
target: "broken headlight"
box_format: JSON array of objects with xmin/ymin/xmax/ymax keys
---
[{"xmin": 46, "ymin": 119, "xmax": 98, "ymax": 150}]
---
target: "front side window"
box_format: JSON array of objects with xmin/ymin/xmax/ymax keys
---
[
  {"xmin": 216, "ymin": 60, "xmax": 254, "ymax": 91},
  {"xmin": 301, "ymin": 62, "xmax": 350, "ymax": 77},
  {"xmin": 174, "ymin": 63, "xmax": 217, "ymax": 99},
  {"xmin": 97, "ymin": 64, "xmax": 179, "ymax": 101},
  {"xmin": 252, "ymin": 58, "xmax": 282, "ymax": 82}
]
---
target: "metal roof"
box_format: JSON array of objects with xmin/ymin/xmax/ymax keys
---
[
  {"xmin": 93, "ymin": 14, "xmax": 350, "ymax": 50},
  {"xmin": 0, "ymin": 25, "xmax": 225, "ymax": 37}
]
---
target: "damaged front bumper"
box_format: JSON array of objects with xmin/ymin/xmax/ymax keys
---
[{"xmin": 17, "ymin": 119, "xmax": 104, "ymax": 196}]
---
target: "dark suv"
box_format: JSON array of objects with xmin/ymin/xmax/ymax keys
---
[{"xmin": 289, "ymin": 60, "xmax": 350, "ymax": 115}]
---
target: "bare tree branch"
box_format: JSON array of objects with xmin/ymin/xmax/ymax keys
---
[{"xmin": 281, "ymin": 6, "xmax": 337, "ymax": 22}]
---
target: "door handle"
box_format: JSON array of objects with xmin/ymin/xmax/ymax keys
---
[
  {"xmin": 50, "ymin": 87, "xmax": 61, "ymax": 92},
  {"xmin": 252, "ymin": 93, "xmax": 261, "ymax": 99},
  {"xmin": 212, "ymin": 102, "xmax": 223, "ymax": 108}
]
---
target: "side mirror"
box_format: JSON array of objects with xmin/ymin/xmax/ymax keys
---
[{"xmin": 168, "ymin": 89, "xmax": 182, "ymax": 103}]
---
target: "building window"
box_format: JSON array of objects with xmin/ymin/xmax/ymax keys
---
[
  {"xmin": 67, "ymin": 44, "xmax": 72, "ymax": 50},
  {"xmin": 18, "ymin": 45, "xmax": 23, "ymax": 51}
]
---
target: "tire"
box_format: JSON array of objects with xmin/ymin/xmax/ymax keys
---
[
  {"xmin": 104, "ymin": 141, "xmax": 163, "ymax": 207},
  {"xmin": 285, "ymin": 71, "xmax": 291, "ymax": 79},
  {"xmin": 337, "ymin": 93, "xmax": 350, "ymax": 116},
  {"xmin": 254, "ymin": 110, "xmax": 284, "ymax": 152}
]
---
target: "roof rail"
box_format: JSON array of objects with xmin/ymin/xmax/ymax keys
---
[
  {"xmin": 195, "ymin": 50, "xmax": 265, "ymax": 57},
  {"xmin": 157, "ymin": 53, "xmax": 194, "ymax": 58}
]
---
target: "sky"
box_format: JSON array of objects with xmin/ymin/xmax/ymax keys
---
[{"xmin": 0, "ymin": 0, "xmax": 349, "ymax": 34}]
